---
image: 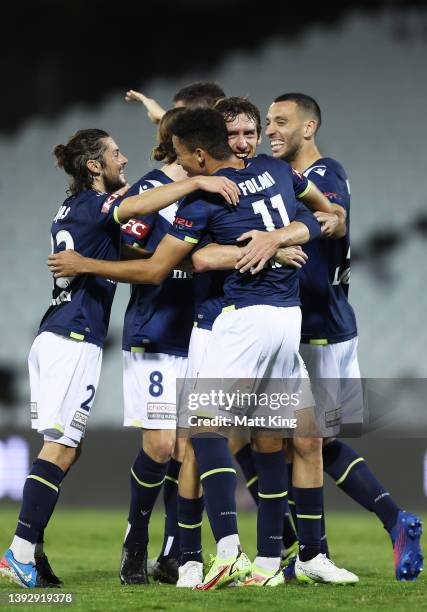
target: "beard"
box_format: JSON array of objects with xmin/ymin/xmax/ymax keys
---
[
  {"xmin": 280, "ymin": 137, "xmax": 302, "ymax": 164},
  {"xmin": 103, "ymin": 171, "xmax": 126, "ymax": 193}
]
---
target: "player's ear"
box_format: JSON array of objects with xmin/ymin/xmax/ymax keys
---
[
  {"xmin": 195, "ymin": 147, "xmax": 205, "ymax": 166},
  {"xmin": 87, "ymin": 159, "xmax": 102, "ymax": 176},
  {"xmin": 304, "ymin": 119, "xmax": 317, "ymax": 139}
]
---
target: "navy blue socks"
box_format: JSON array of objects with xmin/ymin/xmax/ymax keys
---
[
  {"xmin": 323, "ymin": 440, "xmax": 400, "ymax": 532},
  {"xmin": 252, "ymin": 449, "xmax": 288, "ymax": 558},
  {"xmin": 159, "ymin": 458, "xmax": 181, "ymax": 560},
  {"xmin": 16, "ymin": 459, "xmax": 65, "ymax": 544},
  {"xmin": 191, "ymin": 436, "xmax": 238, "ymax": 542},
  {"xmin": 178, "ymin": 495, "xmax": 204, "ymax": 564},
  {"xmin": 293, "ymin": 486, "xmax": 323, "ymax": 561},
  {"xmin": 125, "ymin": 449, "xmax": 168, "ymax": 551}
]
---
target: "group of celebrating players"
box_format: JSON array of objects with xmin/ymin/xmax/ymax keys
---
[{"xmin": 0, "ymin": 81, "xmax": 423, "ymax": 591}]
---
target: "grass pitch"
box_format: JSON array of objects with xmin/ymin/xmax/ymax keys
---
[{"xmin": 0, "ymin": 507, "xmax": 425, "ymax": 611}]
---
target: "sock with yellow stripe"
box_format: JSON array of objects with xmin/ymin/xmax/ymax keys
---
[
  {"xmin": 125, "ymin": 449, "xmax": 168, "ymax": 551},
  {"xmin": 178, "ymin": 495, "xmax": 204, "ymax": 564},
  {"xmin": 323, "ymin": 440, "xmax": 400, "ymax": 531},
  {"xmin": 252, "ymin": 449, "xmax": 287, "ymax": 558},
  {"xmin": 293, "ymin": 486, "xmax": 323, "ymax": 561},
  {"xmin": 13, "ymin": 459, "xmax": 65, "ymax": 563},
  {"xmin": 191, "ymin": 435, "xmax": 238, "ymax": 544},
  {"xmin": 235, "ymin": 443, "xmax": 259, "ymax": 505},
  {"xmin": 159, "ymin": 458, "xmax": 181, "ymax": 560},
  {"xmin": 287, "ymin": 463, "xmax": 298, "ymax": 530}
]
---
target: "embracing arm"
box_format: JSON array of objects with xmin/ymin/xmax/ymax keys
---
[
  {"xmin": 124, "ymin": 89, "xmax": 166, "ymax": 124},
  {"xmin": 48, "ymin": 235, "xmax": 194, "ymax": 285},
  {"xmin": 117, "ymin": 175, "xmax": 239, "ymax": 224}
]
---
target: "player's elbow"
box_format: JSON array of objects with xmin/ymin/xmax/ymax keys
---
[
  {"xmin": 191, "ymin": 250, "xmax": 211, "ymax": 273},
  {"xmin": 149, "ymin": 266, "xmax": 169, "ymax": 285}
]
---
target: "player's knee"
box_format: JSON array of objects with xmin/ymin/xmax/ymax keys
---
[
  {"xmin": 251, "ymin": 438, "xmax": 283, "ymax": 453},
  {"xmin": 144, "ymin": 434, "xmax": 175, "ymax": 463},
  {"xmin": 293, "ymin": 436, "xmax": 322, "ymax": 459}
]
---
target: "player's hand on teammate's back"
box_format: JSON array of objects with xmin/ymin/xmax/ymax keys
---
[
  {"xmin": 274, "ymin": 245, "xmax": 308, "ymax": 269},
  {"xmin": 314, "ymin": 211, "xmax": 339, "ymax": 237},
  {"xmin": 48, "ymin": 250, "xmax": 87, "ymax": 278},
  {"xmin": 194, "ymin": 176, "xmax": 240, "ymax": 206},
  {"xmin": 235, "ymin": 229, "xmax": 281, "ymax": 275},
  {"xmin": 124, "ymin": 90, "xmax": 166, "ymax": 124}
]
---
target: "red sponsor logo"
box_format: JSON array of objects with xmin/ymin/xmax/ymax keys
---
[
  {"xmin": 121, "ymin": 218, "xmax": 150, "ymax": 239},
  {"xmin": 101, "ymin": 192, "xmax": 120, "ymax": 214},
  {"xmin": 174, "ymin": 216, "xmax": 194, "ymax": 228}
]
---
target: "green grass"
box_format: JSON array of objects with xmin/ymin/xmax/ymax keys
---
[{"xmin": 0, "ymin": 508, "xmax": 425, "ymax": 611}]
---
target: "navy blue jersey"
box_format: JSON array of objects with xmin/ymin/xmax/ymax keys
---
[
  {"xmin": 299, "ymin": 157, "xmax": 357, "ymax": 344},
  {"xmin": 39, "ymin": 190, "xmax": 121, "ymax": 347},
  {"xmin": 169, "ymin": 154, "xmax": 321, "ymax": 311},
  {"xmin": 121, "ymin": 169, "xmax": 194, "ymax": 356}
]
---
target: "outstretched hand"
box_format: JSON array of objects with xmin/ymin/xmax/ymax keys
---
[{"xmin": 125, "ymin": 90, "xmax": 166, "ymax": 124}]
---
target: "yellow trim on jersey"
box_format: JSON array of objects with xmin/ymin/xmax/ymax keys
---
[
  {"xmin": 113, "ymin": 206, "xmax": 121, "ymax": 224},
  {"xmin": 288, "ymin": 500, "xmax": 296, "ymax": 506},
  {"xmin": 70, "ymin": 332, "xmax": 85, "ymax": 341},
  {"xmin": 309, "ymin": 338, "xmax": 328, "ymax": 345},
  {"xmin": 222, "ymin": 305, "xmax": 236, "ymax": 312},
  {"xmin": 178, "ymin": 521, "xmax": 203, "ymax": 529},
  {"xmin": 259, "ymin": 490, "xmax": 288, "ymax": 499},
  {"xmin": 27, "ymin": 475, "xmax": 59, "ymax": 493},
  {"xmin": 336, "ymin": 457, "xmax": 365, "ymax": 485},
  {"xmin": 131, "ymin": 347, "xmax": 145, "ymax": 353},
  {"xmin": 184, "ymin": 236, "xmax": 199, "ymax": 244},
  {"xmin": 131, "ymin": 467, "xmax": 165, "ymax": 488},
  {"xmin": 200, "ymin": 467, "xmax": 236, "ymax": 481},
  {"xmin": 297, "ymin": 180, "xmax": 313, "ymax": 199},
  {"xmin": 53, "ymin": 424, "xmax": 65, "ymax": 433}
]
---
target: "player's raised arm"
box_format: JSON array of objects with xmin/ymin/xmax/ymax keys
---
[
  {"xmin": 48, "ymin": 234, "xmax": 194, "ymax": 285},
  {"xmin": 125, "ymin": 89, "xmax": 166, "ymax": 124}
]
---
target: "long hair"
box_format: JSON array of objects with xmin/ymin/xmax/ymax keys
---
[
  {"xmin": 53, "ymin": 128, "xmax": 110, "ymax": 195},
  {"xmin": 151, "ymin": 108, "xmax": 186, "ymax": 164}
]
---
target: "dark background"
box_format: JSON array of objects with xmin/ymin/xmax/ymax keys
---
[{"xmin": 2, "ymin": 0, "xmax": 425, "ymax": 134}]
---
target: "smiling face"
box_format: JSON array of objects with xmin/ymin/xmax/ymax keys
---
[
  {"xmin": 225, "ymin": 112, "xmax": 260, "ymax": 160},
  {"xmin": 99, "ymin": 137, "xmax": 128, "ymax": 192},
  {"xmin": 265, "ymin": 100, "xmax": 307, "ymax": 163}
]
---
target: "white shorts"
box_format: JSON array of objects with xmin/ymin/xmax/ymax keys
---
[
  {"xmin": 185, "ymin": 326, "xmax": 211, "ymax": 380},
  {"xmin": 28, "ymin": 332, "xmax": 102, "ymax": 447},
  {"xmin": 299, "ymin": 337, "xmax": 362, "ymax": 436},
  {"xmin": 123, "ymin": 350, "xmax": 188, "ymax": 430},
  {"xmin": 180, "ymin": 306, "xmax": 314, "ymax": 428}
]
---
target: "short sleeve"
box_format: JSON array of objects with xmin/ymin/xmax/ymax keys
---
[
  {"xmin": 168, "ymin": 195, "xmax": 210, "ymax": 245},
  {"xmin": 305, "ymin": 167, "xmax": 349, "ymax": 211},
  {"xmin": 291, "ymin": 168, "xmax": 312, "ymax": 199}
]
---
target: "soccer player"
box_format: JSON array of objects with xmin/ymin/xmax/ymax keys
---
[
  {"xmin": 0, "ymin": 128, "xmax": 238, "ymax": 589},
  {"xmin": 181, "ymin": 100, "xmax": 354, "ymax": 587},
  {"xmin": 266, "ymin": 93, "xmax": 423, "ymax": 581},
  {"xmin": 125, "ymin": 80, "xmax": 225, "ymax": 124},
  {"xmin": 48, "ymin": 108, "xmax": 358, "ymax": 589}
]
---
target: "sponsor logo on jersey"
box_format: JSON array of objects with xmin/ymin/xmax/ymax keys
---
[
  {"xmin": 53, "ymin": 205, "xmax": 71, "ymax": 223},
  {"xmin": 121, "ymin": 218, "xmax": 150, "ymax": 240},
  {"xmin": 101, "ymin": 193, "xmax": 120, "ymax": 214},
  {"xmin": 325, "ymin": 407, "xmax": 342, "ymax": 428},
  {"xmin": 70, "ymin": 410, "xmax": 88, "ymax": 432},
  {"xmin": 30, "ymin": 402, "xmax": 38, "ymax": 420},
  {"xmin": 146, "ymin": 402, "xmax": 176, "ymax": 420},
  {"xmin": 174, "ymin": 216, "xmax": 194, "ymax": 228}
]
